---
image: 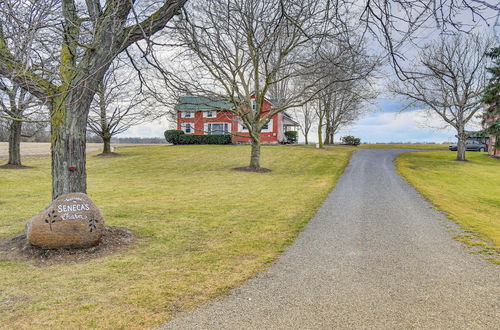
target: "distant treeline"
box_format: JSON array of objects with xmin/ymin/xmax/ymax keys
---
[
  {"xmin": 111, "ymin": 137, "xmax": 166, "ymax": 144},
  {"xmin": 364, "ymin": 142, "xmax": 447, "ymax": 145},
  {"xmin": 0, "ymin": 124, "xmax": 166, "ymax": 144},
  {"xmin": 85, "ymin": 135, "xmax": 167, "ymax": 144}
]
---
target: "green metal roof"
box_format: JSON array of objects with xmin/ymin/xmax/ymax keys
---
[{"xmin": 175, "ymin": 96, "xmax": 234, "ymax": 111}]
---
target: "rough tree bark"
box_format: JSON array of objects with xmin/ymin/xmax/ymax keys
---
[
  {"xmin": 50, "ymin": 85, "xmax": 98, "ymax": 198},
  {"xmin": 249, "ymin": 133, "xmax": 261, "ymax": 169},
  {"xmin": 324, "ymin": 117, "xmax": 332, "ymax": 145},
  {"xmin": 317, "ymin": 114, "xmax": 324, "ymax": 148},
  {"xmin": 456, "ymin": 129, "xmax": 467, "ymax": 161},
  {"xmin": 102, "ymin": 135, "xmax": 112, "ymax": 154},
  {"xmin": 98, "ymin": 85, "xmax": 112, "ymax": 155},
  {"xmin": 8, "ymin": 119, "xmax": 21, "ymax": 166}
]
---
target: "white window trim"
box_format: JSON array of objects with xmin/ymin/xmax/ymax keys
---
[
  {"xmin": 239, "ymin": 119, "xmax": 273, "ymax": 133},
  {"xmin": 181, "ymin": 111, "xmax": 195, "ymax": 118},
  {"xmin": 251, "ymin": 99, "xmax": 256, "ymax": 110},
  {"xmin": 261, "ymin": 119, "xmax": 273, "ymax": 132},
  {"xmin": 180, "ymin": 122, "xmax": 194, "ymax": 134},
  {"xmin": 204, "ymin": 122, "xmax": 232, "ymax": 135},
  {"xmin": 203, "ymin": 110, "xmax": 217, "ymax": 118},
  {"xmin": 238, "ymin": 122, "xmax": 248, "ymax": 132}
]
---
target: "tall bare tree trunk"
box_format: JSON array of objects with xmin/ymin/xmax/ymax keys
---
[
  {"xmin": 456, "ymin": 129, "xmax": 467, "ymax": 161},
  {"xmin": 7, "ymin": 120, "xmax": 22, "ymax": 166},
  {"xmin": 98, "ymin": 83, "xmax": 113, "ymax": 155},
  {"xmin": 50, "ymin": 91, "xmax": 94, "ymax": 199},
  {"xmin": 249, "ymin": 132, "xmax": 261, "ymax": 169},
  {"xmin": 324, "ymin": 117, "xmax": 331, "ymax": 144},
  {"xmin": 304, "ymin": 134, "xmax": 309, "ymax": 145},
  {"xmin": 326, "ymin": 131, "xmax": 334, "ymax": 145},
  {"xmin": 102, "ymin": 135, "xmax": 112, "ymax": 154},
  {"xmin": 318, "ymin": 115, "xmax": 323, "ymax": 148}
]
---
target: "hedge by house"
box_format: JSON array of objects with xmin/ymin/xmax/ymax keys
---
[
  {"xmin": 178, "ymin": 134, "xmax": 232, "ymax": 145},
  {"xmin": 164, "ymin": 130, "xmax": 185, "ymax": 145},
  {"xmin": 284, "ymin": 131, "xmax": 298, "ymax": 144}
]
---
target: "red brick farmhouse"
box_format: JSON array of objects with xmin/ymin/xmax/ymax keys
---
[{"xmin": 176, "ymin": 95, "xmax": 299, "ymax": 144}]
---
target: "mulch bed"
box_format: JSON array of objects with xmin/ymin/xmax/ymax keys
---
[
  {"xmin": 233, "ymin": 166, "xmax": 272, "ymax": 173},
  {"xmin": 0, "ymin": 226, "xmax": 136, "ymax": 266},
  {"xmin": 0, "ymin": 164, "xmax": 33, "ymax": 169}
]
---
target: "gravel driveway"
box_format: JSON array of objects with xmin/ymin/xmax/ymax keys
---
[{"xmin": 161, "ymin": 149, "xmax": 499, "ymax": 329}]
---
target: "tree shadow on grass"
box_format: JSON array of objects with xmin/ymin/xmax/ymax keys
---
[
  {"xmin": 0, "ymin": 164, "xmax": 33, "ymax": 169},
  {"xmin": 233, "ymin": 166, "xmax": 272, "ymax": 173},
  {"xmin": 94, "ymin": 152, "xmax": 124, "ymax": 157}
]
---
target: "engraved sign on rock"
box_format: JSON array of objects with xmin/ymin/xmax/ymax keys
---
[{"xmin": 26, "ymin": 193, "xmax": 105, "ymax": 249}]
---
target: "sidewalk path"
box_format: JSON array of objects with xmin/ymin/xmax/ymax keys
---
[{"xmin": 162, "ymin": 149, "xmax": 499, "ymax": 329}]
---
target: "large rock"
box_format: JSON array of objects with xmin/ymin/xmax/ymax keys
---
[{"xmin": 26, "ymin": 193, "xmax": 105, "ymax": 249}]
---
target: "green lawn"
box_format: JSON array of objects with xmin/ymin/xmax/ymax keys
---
[
  {"xmin": 0, "ymin": 145, "xmax": 354, "ymax": 329},
  {"xmin": 361, "ymin": 144, "xmax": 448, "ymax": 150},
  {"xmin": 396, "ymin": 151, "xmax": 500, "ymax": 259}
]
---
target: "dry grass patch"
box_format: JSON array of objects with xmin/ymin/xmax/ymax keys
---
[{"xmin": 0, "ymin": 144, "xmax": 354, "ymax": 329}]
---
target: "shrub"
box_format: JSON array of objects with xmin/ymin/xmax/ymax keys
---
[
  {"xmin": 164, "ymin": 130, "xmax": 185, "ymax": 145},
  {"xmin": 284, "ymin": 131, "xmax": 298, "ymax": 144},
  {"xmin": 178, "ymin": 134, "xmax": 232, "ymax": 145},
  {"xmin": 341, "ymin": 135, "xmax": 361, "ymax": 146}
]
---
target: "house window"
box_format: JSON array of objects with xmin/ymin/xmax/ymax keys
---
[
  {"xmin": 181, "ymin": 111, "xmax": 194, "ymax": 118},
  {"xmin": 238, "ymin": 119, "xmax": 273, "ymax": 132},
  {"xmin": 203, "ymin": 111, "xmax": 216, "ymax": 118},
  {"xmin": 261, "ymin": 119, "xmax": 273, "ymax": 132},
  {"xmin": 181, "ymin": 123, "xmax": 194, "ymax": 134},
  {"xmin": 251, "ymin": 99, "xmax": 256, "ymax": 110},
  {"xmin": 239, "ymin": 122, "xmax": 248, "ymax": 131},
  {"xmin": 206, "ymin": 123, "xmax": 230, "ymax": 135}
]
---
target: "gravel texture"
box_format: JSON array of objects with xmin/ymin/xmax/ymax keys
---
[{"xmin": 161, "ymin": 149, "xmax": 499, "ymax": 329}]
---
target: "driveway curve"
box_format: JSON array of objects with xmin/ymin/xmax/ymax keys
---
[{"xmin": 162, "ymin": 149, "xmax": 499, "ymax": 329}]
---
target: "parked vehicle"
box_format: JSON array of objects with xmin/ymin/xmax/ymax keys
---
[{"xmin": 449, "ymin": 139, "xmax": 488, "ymax": 152}]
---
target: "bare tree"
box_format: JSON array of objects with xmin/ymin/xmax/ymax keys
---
[
  {"xmin": 0, "ymin": 0, "xmax": 187, "ymax": 198},
  {"xmin": 168, "ymin": 0, "xmax": 370, "ymax": 170},
  {"xmin": 88, "ymin": 61, "xmax": 151, "ymax": 155},
  {"xmin": 315, "ymin": 94, "xmax": 329, "ymax": 148},
  {"xmin": 359, "ymin": 0, "xmax": 498, "ymax": 80},
  {"xmin": 293, "ymin": 103, "xmax": 316, "ymax": 145},
  {"xmin": 391, "ymin": 33, "xmax": 493, "ymax": 161},
  {"xmin": 0, "ymin": 1, "xmax": 53, "ymax": 167},
  {"xmin": 0, "ymin": 80, "xmax": 47, "ymax": 166},
  {"xmin": 323, "ymin": 81, "xmax": 378, "ymax": 145},
  {"xmin": 306, "ymin": 40, "xmax": 378, "ymax": 148}
]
